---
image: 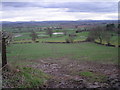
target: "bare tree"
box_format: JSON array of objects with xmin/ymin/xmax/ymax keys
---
[
  {"xmin": 30, "ymin": 30, "xmax": 38, "ymax": 42},
  {"xmin": 104, "ymin": 31, "xmax": 112, "ymax": 45},
  {"xmin": 46, "ymin": 27, "xmax": 53, "ymax": 37},
  {"xmin": 95, "ymin": 26, "xmax": 106, "ymax": 44},
  {"xmin": 86, "ymin": 29, "xmax": 96, "ymax": 42},
  {"xmin": 87, "ymin": 26, "xmax": 106, "ymax": 44}
]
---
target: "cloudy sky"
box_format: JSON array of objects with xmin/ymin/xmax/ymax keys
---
[{"xmin": 1, "ymin": 0, "xmax": 118, "ymax": 22}]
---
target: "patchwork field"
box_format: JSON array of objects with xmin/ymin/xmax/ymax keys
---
[{"xmin": 13, "ymin": 31, "xmax": 119, "ymax": 46}]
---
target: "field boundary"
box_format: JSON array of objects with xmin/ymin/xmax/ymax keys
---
[
  {"xmin": 12, "ymin": 40, "xmax": 119, "ymax": 47},
  {"xmin": 42, "ymin": 40, "xmax": 86, "ymax": 43},
  {"xmin": 94, "ymin": 42, "xmax": 119, "ymax": 47}
]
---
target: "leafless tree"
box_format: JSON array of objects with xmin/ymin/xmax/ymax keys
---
[
  {"xmin": 104, "ymin": 31, "xmax": 112, "ymax": 45},
  {"xmin": 46, "ymin": 27, "xmax": 53, "ymax": 37},
  {"xmin": 30, "ymin": 30, "xmax": 38, "ymax": 42},
  {"xmin": 87, "ymin": 26, "xmax": 110, "ymax": 44}
]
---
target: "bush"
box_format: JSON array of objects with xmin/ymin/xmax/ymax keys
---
[
  {"xmin": 65, "ymin": 37, "xmax": 74, "ymax": 43},
  {"xmin": 35, "ymin": 40, "xmax": 39, "ymax": 43}
]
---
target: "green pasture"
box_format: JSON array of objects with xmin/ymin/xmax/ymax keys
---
[
  {"xmin": 13, "ymin": 32, "xmax": 31, "ymax": 40},
  {"xmin": 7, "ymin": 42, "xmax": 118, "ymax": 64}
]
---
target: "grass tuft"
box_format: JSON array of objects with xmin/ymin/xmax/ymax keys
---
[{"xmin": 79, "ymin": 71, "xmax": 107, "ymax": 82}]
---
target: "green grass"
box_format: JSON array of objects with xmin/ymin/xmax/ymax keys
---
[
  {"xmin": 13, "ymin": 32, "xmax": 47, "ymax": 40},
  {"xmin": 39, "ymin": 36, "xmax": 66, "ymax": 42},
  {"xmin": 80, "ymin": 71, "xmax": 94, "ymax": 77},
  {"xmin": 7, "ymin": 42, "xmax": 118, "ymax": 64},
  {"xmin": 79, "ymin": 71, "xmax": 107, "ymax": 82},
  {"xmin": 14, "ymin": 36, "xmax": 31, "ymax": 40},
  {"xmin": 76, "ymin": 32, "xmax": 89, "ymax": 37},
  {"xmin": 13, "ymin": 32, "xmax": 31, "ymax": 40},
  {"xmin": 75, "ymin": 32, "xmax": 89, "ymax": 41}
]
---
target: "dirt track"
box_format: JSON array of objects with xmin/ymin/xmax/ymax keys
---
[{"xmin": 29, "ymin": 57, "xmax": 120, "ymax": 88}]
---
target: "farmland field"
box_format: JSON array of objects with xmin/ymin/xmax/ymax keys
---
[{"xmin": 7, "ymin": 42, "xmax": 118, "ymax": 64}]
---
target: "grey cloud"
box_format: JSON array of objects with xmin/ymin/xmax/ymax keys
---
[
  {"xmin": 2, "ymin": 2, "xmax": 117, "ymax": 13},
  {"xmin": 44, "ymin": 2, "xmax": 118, "ymax": 13},
  {"xmin": 2, "ymin": 2, "xmax": 51, "ymax": 8},
  {"xmin": 2, "ymin": 2, "xmax": 30, "ymax": 7}
]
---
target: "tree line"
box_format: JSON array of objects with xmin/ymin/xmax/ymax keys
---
[{"xmin": 86, "ymin": 24, "xmax": 119, "ymax": 45}]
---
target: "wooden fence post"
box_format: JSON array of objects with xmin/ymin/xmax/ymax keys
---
[{"xmin": 2, "ymin": 37, "xmax": 7, "ymax": 67}]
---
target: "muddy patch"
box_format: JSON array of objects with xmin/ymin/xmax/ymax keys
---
[{"xmin": 28, "ymin": 57, "xmax": 120, "ymax": 88}]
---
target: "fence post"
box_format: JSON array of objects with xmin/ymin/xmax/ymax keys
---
[{"xmin": 2, "ymin": 37, "xmax": 7, "ymax": 67}]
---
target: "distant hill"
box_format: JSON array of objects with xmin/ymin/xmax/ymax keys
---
[{"xmin": 2, "ymin": 20, "xmax": 117, "ymax": 29}]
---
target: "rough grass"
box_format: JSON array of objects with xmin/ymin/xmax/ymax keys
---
[
  {"xmin": 7, "ymin": 42, "xmax": 118, "ymax": 64},
  {"xmin": 2, "ymin": 66, "xmax": 49, "ymax": 88},
  {"xmin": 18, "ymin": 67, "xmax": 49, "ymax": 88}
]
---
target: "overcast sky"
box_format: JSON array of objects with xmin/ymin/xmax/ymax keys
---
[{"xmin": 1, "ymin": 0, "xmax": 118, "ymax": 22}]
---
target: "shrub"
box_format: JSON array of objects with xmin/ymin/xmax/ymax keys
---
[{"xmin": 65, "ymin": 37, "xmax": 74, "ymax": 43}]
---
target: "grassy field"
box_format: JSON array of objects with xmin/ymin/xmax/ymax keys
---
[{"xmin": 7, "ymin": 42, "xmax": 118, "ymax": 64}]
